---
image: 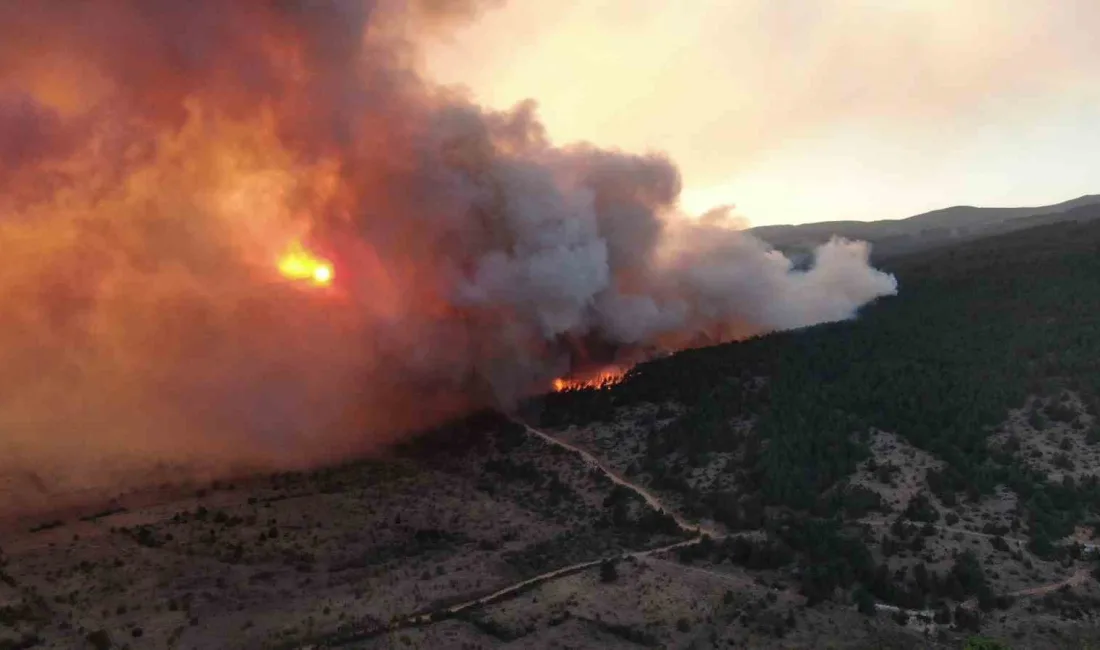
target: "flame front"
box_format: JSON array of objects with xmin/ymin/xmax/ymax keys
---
[
  {"xmin": 552, "ymin": 367, "xmax": 626, "ymax": 392},
  {"xmin": 278, "ymin": 242, "xmax": 334, "ymax": 287}
]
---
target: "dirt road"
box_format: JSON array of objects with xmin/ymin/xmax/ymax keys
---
[
  {"xmin": 305, "ymin": 422, "xmax": 719, "ymax": 647},
  {"xmin": 391, "ymin": 422, "xmax": 723, "ymax": 625},
  {"xmin": 522, "ymin": 423, "xmax": 723, "ymax": 538},
  {"xmin": 306, "ymin": 422, "xmax": 1096, "ymax": 647}
]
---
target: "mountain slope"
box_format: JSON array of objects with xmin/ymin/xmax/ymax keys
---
[
  {"xmin": 535, "ymin": 216, "xmax": 1100, "ymax": 647},
  {"xmin": 5, "ymin": 217, "xmax": 1100, "ymax": 650},
  {"xmin": 751, "ymin": 194, "xmax": 1100, "ymax": 259}
]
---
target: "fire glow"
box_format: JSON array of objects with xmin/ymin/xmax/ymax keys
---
[
  {"xmin": 552, "ymin": 367, "xmax": 627, "ymax": 392},
  {"xmin": 0, "ymin": 0, "xmax": 899, "ymax": 509},
  {"xmin": 278, "ymin": 242, "xmax": 335, "ymax": 287}
]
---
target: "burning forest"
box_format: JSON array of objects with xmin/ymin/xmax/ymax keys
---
[{"xmin": 0, "ymin": 0, "xmax": 896, "ymax": 511}]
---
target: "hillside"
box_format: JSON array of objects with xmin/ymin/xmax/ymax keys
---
[
  {"xmin": 750, "ymin": 194, "xmax": 1100, "ymax": 260},
  {"xmin": 5, "ymin": 218, "xmax": 1100, "ymax": 649},
  {"xmin": 535, "ymin": 215, "xmax": 1100, "ymax": 647}
]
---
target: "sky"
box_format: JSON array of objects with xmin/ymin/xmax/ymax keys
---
[{"xmin": 422, "ymin": 0, "xmax": 1100, "ymax": 227}]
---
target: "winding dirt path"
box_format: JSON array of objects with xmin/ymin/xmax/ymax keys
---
[
  {"xmin": 405, "ymin": 536, "xmax": 707, "ymax": 624},
  {"xmin": 302, "ymin": 422, "xmax": 717, "ymax": 647},
  {"xmin": 305, "ymin": 422, "xmax": 1096, "ymax": 647},
  {"xmin": 1009, "ymin": 566, "xmax": 1090, "ymax": 598},
  {"xmin": 522, "ymin": 423, "xmax": 722, "ymax": 538},
  {"xmin": 393, "ymin": 422, "xmax": 720, "ymax": 623}
]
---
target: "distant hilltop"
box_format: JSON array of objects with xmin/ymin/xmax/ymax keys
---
[{"xmin": 751, "ymin": 194, "xmax": 1100, "ymax": 261}]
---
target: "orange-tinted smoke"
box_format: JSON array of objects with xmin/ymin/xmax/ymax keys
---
[
  {"xmin": 0, "ymin": 0, "xmax": 496, "ymax": 514},
  {"xmin": 0, "ymin": 0, "xmax": 896, "ymax": 515}
]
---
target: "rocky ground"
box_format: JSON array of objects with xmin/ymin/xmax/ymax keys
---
[
  {"xmin": 2, "ymin": 403, "xmax": 1100, "ymax": 650},
  {"xmin": 0, "ymin": 415, "xmax": 686, "ymax": 650}
]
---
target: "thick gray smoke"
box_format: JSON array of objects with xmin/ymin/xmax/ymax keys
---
[{"xmin": 0, "ymin": 0, "xmax": 895, "ymax": 514}]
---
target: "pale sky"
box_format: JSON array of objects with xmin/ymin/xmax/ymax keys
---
[{"xmin": 421, "ymin": 0, "xmax": 1100, "ymax": 227}]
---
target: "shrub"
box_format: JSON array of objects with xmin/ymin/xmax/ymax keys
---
[
  {"xmin": 599, "ymin": 558, "xmax": 619, "ymax": 583},
  {"xmin": 86, "ymin": 630, "xmax": 112, "ymax": 650}
]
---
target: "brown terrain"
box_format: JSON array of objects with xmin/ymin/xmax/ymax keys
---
[{"xmin": 3, "ymin": 394, "xmax": 1100, "ymax": 650}]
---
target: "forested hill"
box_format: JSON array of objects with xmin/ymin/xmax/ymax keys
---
[
  {"xmin": 533, "ymin": 216, "xmax": 1100, "ymax": 630},
  {"xmin": 544, "ymin": 214, "xmax": 1100, "ymax": 527}
]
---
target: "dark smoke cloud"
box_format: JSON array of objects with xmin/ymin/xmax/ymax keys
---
[{"xmin": 0, "ymin": 0, "xmax": 895, "ymax": 514}]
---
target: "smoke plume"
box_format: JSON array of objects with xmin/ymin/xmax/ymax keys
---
[{"xmin": 0, "ymin": 0, "xmax": 895, "ymax": 513}]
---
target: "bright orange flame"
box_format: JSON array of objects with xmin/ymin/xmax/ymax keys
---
[
  {"xmin": 278, "ymin": 242, "xmax": 334, "ymax": 287},
  {"xmin": 552, "ymin": 367, "xmax": 626, "ymax": 392}
]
